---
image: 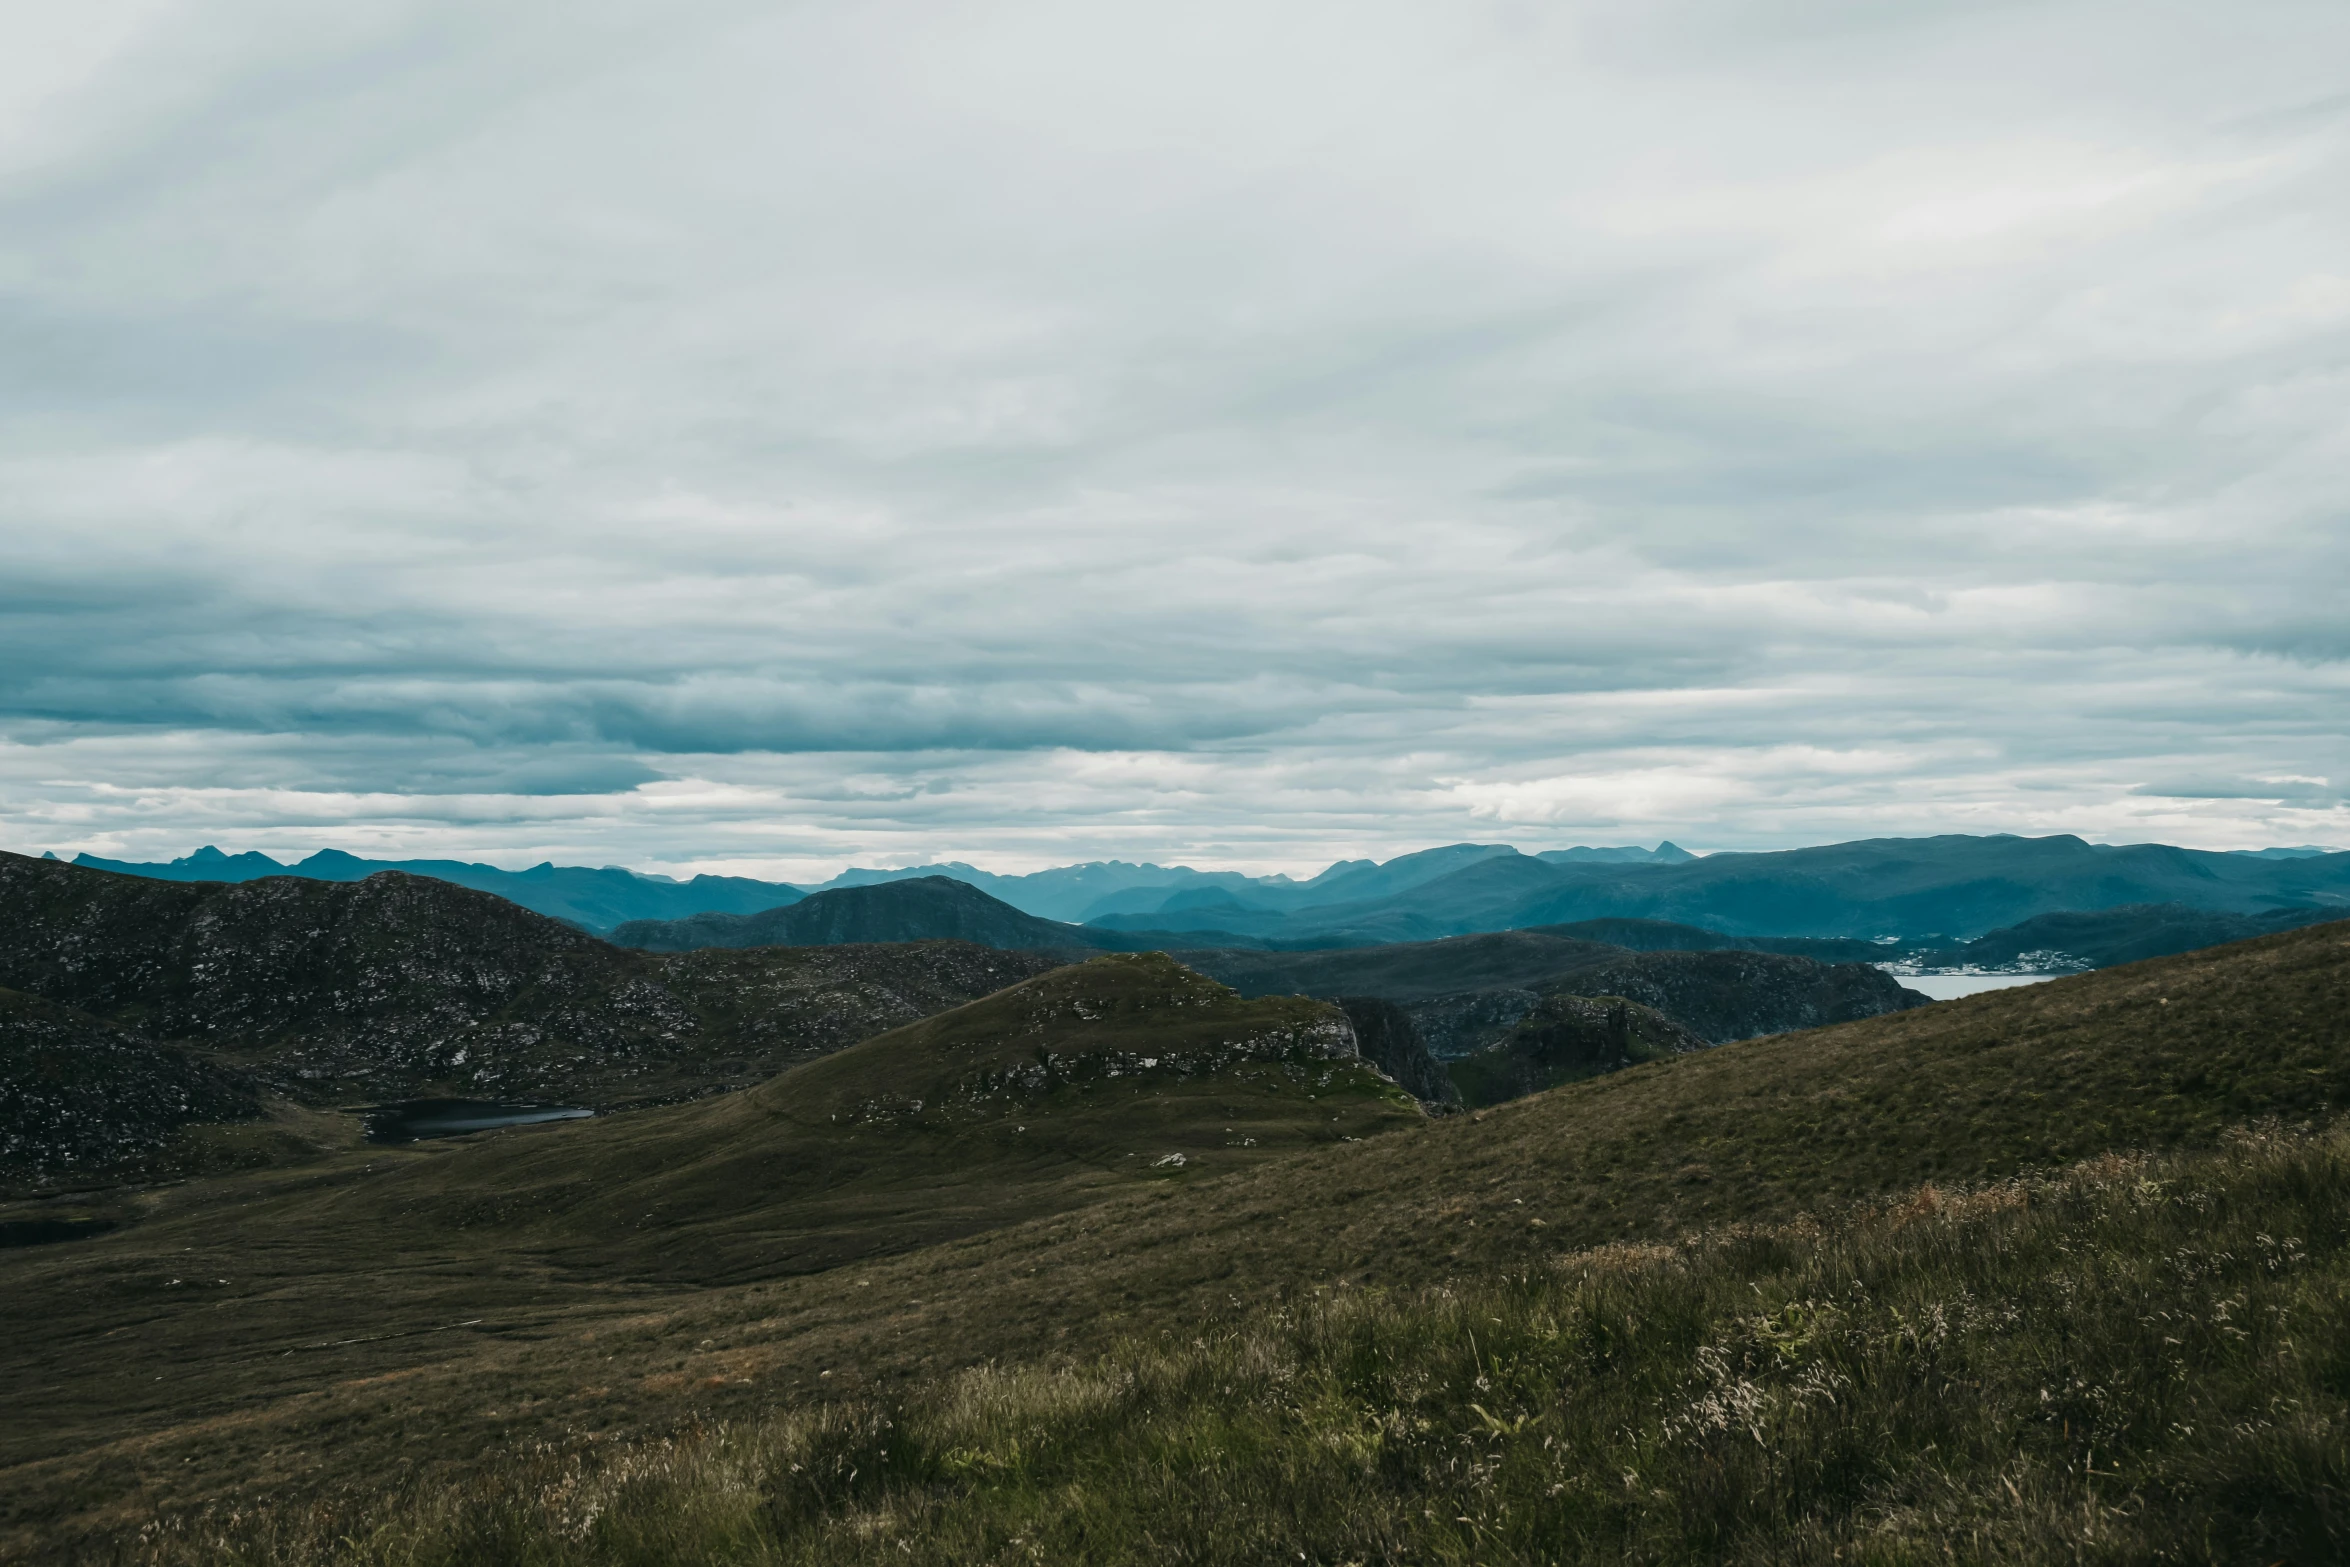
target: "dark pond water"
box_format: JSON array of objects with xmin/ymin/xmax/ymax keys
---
[
  {"xmin": 365, "ymin": 1100, "xmax": 595, "ymax": 1144},
  {"xmin": 0, "ymin": 1217, "xmax": 120, "ymax": 1248}
]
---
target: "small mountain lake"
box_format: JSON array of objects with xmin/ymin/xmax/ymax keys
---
[
  {"xmin": 0, "ymin": 1216, "xmax": 121, "ymax": 1249},
  {"xmin": 365, "ymin": 1100, "xmax": 595, "ymax": 1144}
]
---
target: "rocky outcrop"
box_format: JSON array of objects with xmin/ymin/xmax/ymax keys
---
[
  {"xmin": 1335, "ymin": 997, "xmax": 1456, "ymax": 1104},
  {"xmin": 0, "ymin": 988, "xmax": 261, "ymax": 1190},
  {"xmin": 1399, "ymin": 988, "xmax": 1540, "ymax": 1058},
  {"xmin": 1447, "ymin": 993, "xmax": 1705, "ymax": 1108}
]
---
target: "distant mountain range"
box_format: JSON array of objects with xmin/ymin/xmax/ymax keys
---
[
  {"xmin": 58, "ymin": 840, "xmax": 1693, "ymax": 932},
  {"xmin": 66, "ymin": 846, "xmax": 807, "ymax": 933},
  {"xmin": 1078, "ymin": 835, "xmax": 2350, "ymax": 944},
  {"xmin": 56, "ymin": 834, "xmax": 2348, "ymax": 944}
]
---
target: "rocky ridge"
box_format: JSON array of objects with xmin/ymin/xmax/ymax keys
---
[{"xmin": 0, "ymin": 852, "xmax": 1061, "ymax": 1128}]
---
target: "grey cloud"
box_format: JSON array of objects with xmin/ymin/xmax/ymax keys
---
[
  {"xmin": 1, "ymin": 0, "xmax": 2345, "ymax": 872},
  {"xmin": 2132, "ymin": 777, "xmax": 2342, "ymax": 806}
]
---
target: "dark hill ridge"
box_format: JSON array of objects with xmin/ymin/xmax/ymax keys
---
[
  {"xmin": 1538, "ymin": 905, "xmax": 2346, "ymax": 977},
  {"xmin": 0, "ymin": 852, "xmax": 1060, "ymax": 1132},
  {"xmin": 1176, "ymin": 931, "xmax": 1925, "ymax": 1052},
  {"xmin": 70, "ymin": 845, "xmax": 806, "ymax": 932},
  {"xmin": 1526, "ymin": 915, "xmax": 1896, "ymax": 962},
  {"xmin": 1913, "ymin": 900, "xmax": 2344, "ymax": 972},
  {"xmin": 1179, "ymin": 930, "xmax": 1627, "ymax": 1001},
  {"xmin": 1541, "ymin": 947, "xmax": 1928, "ymax": 1044},
  {"xmin": 609, "ymin": 875, "xmax": 1104, "ymax": 953}
]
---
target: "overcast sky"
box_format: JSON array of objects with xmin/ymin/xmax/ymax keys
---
[{"xmin": 2, "ymin": 0, "xmax": 2344, "ymax": 879}]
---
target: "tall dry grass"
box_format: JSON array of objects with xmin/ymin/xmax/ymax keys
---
[{"xmin": 118, "ymin": 1126, "xmax": 2350, "ymax": 1565}]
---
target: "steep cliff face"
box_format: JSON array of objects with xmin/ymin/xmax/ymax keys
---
[
  {"xmin": 1335, "ymin": 997, "xmax": 1455, "ymax": 1104},
  {"xmin": 0, "ymin": 852, "xmax": 1061, "ymax": 1115},
  {"xmin": 1446, "ymin": 993, "xmax": 1705, "ymax": 1108}
]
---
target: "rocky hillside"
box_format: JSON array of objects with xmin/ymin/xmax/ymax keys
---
[
  {"xmin": 1445, "ymin": 992, "xmax": 1704, "ymax": 1107},
  {"xmin": 1178, "ymin": 931, "xmax": 1625, "ymax": 1002},
  {"xmin": 1182, "ymin": 931, "xmax": 1925, "ymax": 1051},
  {"xmin": 1543, "ymin": 949, "xmax": 1927, "ymax": 1042},
  {"xmin": 0, "ymin": 852, "xmax": 1061, "ymax": 1122},
  {"xmin": 0, "ymin": 987, "xmax": 261, "ymax": 1190},
  {"xmin": 610, "ymin": 875, "xmax": 1105, "ymax": 953}
]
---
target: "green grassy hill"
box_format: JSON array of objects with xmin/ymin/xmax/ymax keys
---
[
  {"xmin": 5, "ymin": 920, "xmax": 2349, "ymax": 1560},
  {"xmin": 0, "ymin": 955, "xmax": 1423, "ymax": 1555},
  {"xmin": 243, "ymin": 953, "xmax": 1422, "ymax": 1284}
]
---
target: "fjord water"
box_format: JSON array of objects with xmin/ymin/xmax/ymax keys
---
[
  {"xmin": 1902, "ymin": 973, "xmax": 2061, "ymax": 1000},
  {"xmin": 364, "ymin": 1100, "xmax": 595, "ymax": 1143}
]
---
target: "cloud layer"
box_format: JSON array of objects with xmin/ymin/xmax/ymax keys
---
[{"xmin": 3, "ymin": 0, "xmax": 2345, "ymax": 877}]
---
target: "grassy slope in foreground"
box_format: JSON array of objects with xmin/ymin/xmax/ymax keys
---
[
  {"xmin": 143, "ymin": 1129, "xmax": 2350, "ymax": 1566},
  {"xmin": 0, "ymin": 957, "xmax": 1422, "ymax": 1548},
  {"xmin": 7, "ymin": 922, "xmax": 2350, "ymax": 1554}
]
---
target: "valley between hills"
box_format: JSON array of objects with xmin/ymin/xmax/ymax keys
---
[{"xmin": 2, "ymin": 849, "xmax": 2348, "ymax": 1563}]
